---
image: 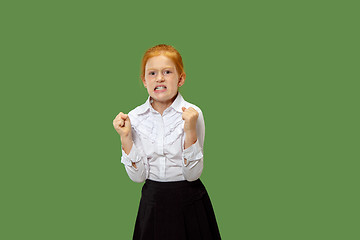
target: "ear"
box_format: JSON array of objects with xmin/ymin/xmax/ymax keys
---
[
  {"xmin": 178, "ymin": 73, "xmax": 186, "ymax": 87},
  {"xmin": 141, "ymin": 77, "xmax": 147, "ymax": 88}
]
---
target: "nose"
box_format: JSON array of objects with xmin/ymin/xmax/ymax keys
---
[{"xmin": 156, "ymin": 73, "xmax": 165, "ymax": 82}]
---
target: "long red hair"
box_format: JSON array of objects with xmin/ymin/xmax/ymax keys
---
[{"xmin": 140, "ymin": 44, "xmax": 185, "ymax": 81}]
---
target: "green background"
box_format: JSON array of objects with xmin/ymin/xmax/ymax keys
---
[{"xmin": 1, "ymin": 0, "xmax": 358, "ymax": 239}]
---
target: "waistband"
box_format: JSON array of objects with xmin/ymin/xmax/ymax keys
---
[
  {"xmin": 145, "ymin": 178, "xmax": 203, "ymax": 189},
  {"xmin": 142, "ymin": 178, "xmax": 206, "ymax": 206}
]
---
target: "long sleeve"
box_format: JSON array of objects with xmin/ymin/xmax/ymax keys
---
[
  {"xmin": 182, "ymin": 109, "xmax": 205, "ymax": 181},
  {"xmin": 119, "ymin": 93, "xmax": 205, "ymax": 182},
  {"xmin": 121, "ymin": 142, "xmax": 147, "ymax": 183}
]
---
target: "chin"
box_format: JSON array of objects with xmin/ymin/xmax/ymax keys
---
[{"xmin": 151, "ymin": 91, "xmax": 178, "ymax": 103}]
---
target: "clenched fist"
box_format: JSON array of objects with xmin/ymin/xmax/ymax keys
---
[
  {"xmin": 182, "ymin": 107, "xmax": 199, "ymax": 133},
  {"xmin": 113, "ymin": 112, "xmax": 134, "ymax": 155},
  {"xmin": 182, "ymin": 107, "xmax": 199, "ymax": 152},
  {"xmin": 113, "ymin": 112, "xmax": 132, "ymax": 138}
]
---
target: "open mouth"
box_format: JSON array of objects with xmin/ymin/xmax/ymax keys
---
[{"xmin": 154, "ymin": 85, "xmax": 167, "ymax": 91}]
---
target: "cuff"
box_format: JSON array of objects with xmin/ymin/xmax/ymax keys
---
[
  {"xmin": 121, "ymin": 143, "xmax": 142, "ymax": 167},
  {"xmin": 182, "ymin": 139, "xmax": 203, "ymax": 166}
]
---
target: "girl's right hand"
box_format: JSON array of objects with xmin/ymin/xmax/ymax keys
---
[{"xmin": 113, "ymin": 112, "xmax": 132, "ymax": 138}]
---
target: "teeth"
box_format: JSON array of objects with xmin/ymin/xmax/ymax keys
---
[{"xmin": 155, "ymin": 86, "xmax": 166, "ymax": 90}]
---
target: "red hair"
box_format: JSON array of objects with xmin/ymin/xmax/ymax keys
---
[{"xmin": 140, "ymin": 44, "xmax": 185, "ymax": 81}]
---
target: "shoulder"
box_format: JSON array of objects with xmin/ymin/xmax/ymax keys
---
[
  {"xmin": 127, "ymin": 101, "xmax": 151, "ymax": 125},
  {"xmin": 128, "ymin": 105, "xmax": 145, "ymax": 116},
  {"xmin": 128, "ymin": 99, "xmax": 150, "ymax": 116}
]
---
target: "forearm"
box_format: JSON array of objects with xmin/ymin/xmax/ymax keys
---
[
  {"xmin": 182, "ymin": 157, "xmax": 203, "ymax": 181},
  {"xmin": 124, "ymin": 161, "xmax": 147, "ymax": 183},
  {"xmin": 184, "ymin": 129, "xmax": 197, "ymax": 165},
  {"xmin": 182, "ymin": 107, "xmax": 205, "ymax": 181},
  {"xmin": 121, "ymin": 142, "xmax": 147, "ymax": 182},
  {"xmin": 184, "ymin": 130, "xmax": 197, "ymax": 149},
  {"xmin": 121, "ymin": 134, "xmax": 133, "ymax": 155},
  {"xmin": 182, "ymin": 139, "xmax": 204, "ymax": 181}
]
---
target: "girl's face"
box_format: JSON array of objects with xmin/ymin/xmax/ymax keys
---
[{"xmin": 143, "ymin": 55, "xmax": 185, "ymax": 108}]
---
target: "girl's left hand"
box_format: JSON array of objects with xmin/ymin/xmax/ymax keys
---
[{"xmin": 182, "ymin": 107, "xmax": 199, "ymax": 132}]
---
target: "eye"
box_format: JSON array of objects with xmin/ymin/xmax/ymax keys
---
[
  {"xmin": 148, "ymin": 71, "xmax": 156, "ymax": 76},
  {"xmin": 164, "ymin": 70, "xmax": 172, "ymax": 75}
]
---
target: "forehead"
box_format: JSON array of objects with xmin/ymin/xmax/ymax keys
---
[{"xmin": 145, "ymin": 55, "xmax": 176, "ymax": 70}]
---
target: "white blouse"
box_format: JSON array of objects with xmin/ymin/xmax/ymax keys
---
[{"xmin": 121, "ymin": 93, "xmax": 205, "ymax": 183}]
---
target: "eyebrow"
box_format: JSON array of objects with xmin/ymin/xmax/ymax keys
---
[{"xmin": 146, "ymin": 66, "xmax": 174, "ymax": 71}]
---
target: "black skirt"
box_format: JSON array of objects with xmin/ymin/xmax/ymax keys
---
[{"xmin": 133, "ymin": 179, "xmax": 221, "ymax": 240}]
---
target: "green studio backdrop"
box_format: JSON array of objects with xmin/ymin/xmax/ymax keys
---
[{"xmin": 1, "ymin": 0, "xmax": 358, "ymax": 239}]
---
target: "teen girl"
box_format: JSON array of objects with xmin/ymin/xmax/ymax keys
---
[{"xmin": 113, "ymin": 44, "xmax": 221, "ymax": 240}]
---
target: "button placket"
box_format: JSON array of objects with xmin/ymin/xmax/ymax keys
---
[{"xmin": 157, "ymin": 114, "xmax": 166, "ymax": 178}]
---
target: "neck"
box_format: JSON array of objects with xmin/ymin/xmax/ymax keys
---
[{"xmin": 150, "ymin": 93, "xmax": 178, "ymax": 115}]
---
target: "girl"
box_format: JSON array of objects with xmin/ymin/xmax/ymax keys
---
[{"xmin": 113, "ymin": 44, "xmax": 221, "ymax": 240}]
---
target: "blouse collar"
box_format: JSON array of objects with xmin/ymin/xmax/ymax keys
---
[{"xmin": 135, "ymin": 92, "xmax": 184, "ymax": 115}]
